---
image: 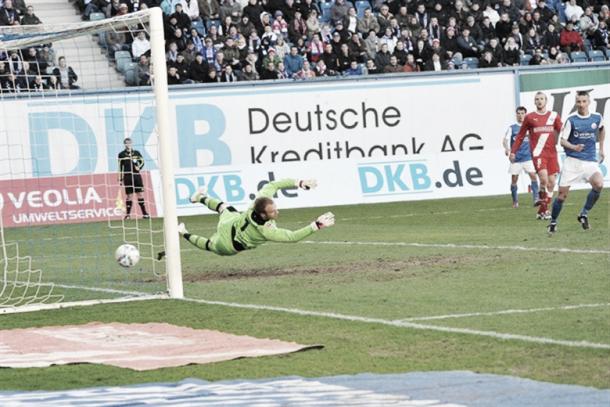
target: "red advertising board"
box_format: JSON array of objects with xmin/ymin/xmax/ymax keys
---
[{"xmin": 0, "ymin": 172, "xmax": 157, "ymax": 228}]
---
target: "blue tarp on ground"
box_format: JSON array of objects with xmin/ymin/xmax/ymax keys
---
[{"xmin": 1, "ymin": 371, "xmax": 609, "ymax": 406}]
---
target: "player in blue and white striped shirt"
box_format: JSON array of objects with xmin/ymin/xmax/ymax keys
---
[
  {"xmin": 548, "ymin": 91, "xmax": 606, "ymax": 234},
  {"xmin": 503, "ymin": 106, "xmax": 539, "ymax": 208}
]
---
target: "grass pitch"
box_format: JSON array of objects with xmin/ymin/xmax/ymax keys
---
[{"xmin": 0, "ymin": 190, "xmax": 608, "ymax": 390}]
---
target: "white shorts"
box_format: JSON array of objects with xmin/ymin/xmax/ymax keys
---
[
  {"xmin": 559, "ymin": 156, "xmax": 601, "ymax": 187},
  {"xmin": 508, "ymin": 160, "xmax": 535, "ymax": 175}
]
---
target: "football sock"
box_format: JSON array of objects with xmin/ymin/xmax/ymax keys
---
[
  {"xmin": 510, "ymin": 184, "xmax": 518, "ymax": 203},
  {"xmin": 184, "ymin": 233, "xmax": 210, "ymax": 251},
  {"xmin": 581, "ymin": 189, "xmax": 601, "ymax": 216},
  {"xmin": 138, "ymin": 198, "xmax": 148, "ymax": 215},
  {"xmin": 551, "ymin": 198, "xmax": 564, "ymax": 221},
  {"xmin": 125, "ymin": 199, "xmax": 133, "ymax": 215},
  {"xmin": 531, "ymin": 181, "xmax": 539, "ymax": 203}
]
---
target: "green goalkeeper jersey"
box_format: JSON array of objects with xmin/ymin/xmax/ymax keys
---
[{"xmin": 233, "ymin": 178, "xmax": 315, "ymax": 249}]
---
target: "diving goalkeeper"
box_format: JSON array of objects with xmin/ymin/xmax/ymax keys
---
[{"xmin": 178, "ymin": 178, "xmax": 335, "ymax": 256}]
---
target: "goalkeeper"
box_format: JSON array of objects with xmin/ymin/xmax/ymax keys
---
[{"xmin": 178, "ymin": 178, "xmax": 335, "ymax": 256}]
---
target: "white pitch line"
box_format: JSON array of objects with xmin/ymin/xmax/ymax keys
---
[
  {"xmin": 399, "ymin": 303, "xmax": 610, "ymax": 322},
  {"xmin": 302, "ymin": 240, "xmax": 610, "ymax": 255},
  {"xmin": 181, "ymin": 298, "xmax": 610, "ymax": 350}
]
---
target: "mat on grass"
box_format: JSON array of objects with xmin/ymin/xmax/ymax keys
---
[{"xmin": 0, "ymin": 322, "xmax": 320, "ymax": 370}]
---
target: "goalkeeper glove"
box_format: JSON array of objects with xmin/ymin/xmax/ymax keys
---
[
  {"xmin": 298, "ymin": 179, "xmax": 317, "ymax": 190},
  {"xmin": 311, "ymin": 212, "xmax": 335, "ymax": 231}
]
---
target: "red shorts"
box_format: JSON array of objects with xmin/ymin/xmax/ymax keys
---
[{"xmin": 532, "ymin": 154, "xmax": 560, "ymax": 175}]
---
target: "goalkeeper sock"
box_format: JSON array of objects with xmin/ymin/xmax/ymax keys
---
[
  {"xmin": 138, "ymin": 198, "xmax": 148, "ymax": 215},
  {"xmin": 551, "ymin": 198, "xmax": 564, "ymax": 222},
  {"xmin": 531, "ymin": 181, "xmax": 539, "ymax": 203},
  {"xmin": 184, "ymin": 233, "xmax": 210, "ymax": 251},
  {"xmin": 126, "ymin": 199, "xmax": 133, "ymax": 215},
  {"xmin": 581, "ymin": 189, "xmax": 601, "ymax": 215},
  {"xmin": 510, "ymin": 184, "xmax": 518, "ymax": 204}
]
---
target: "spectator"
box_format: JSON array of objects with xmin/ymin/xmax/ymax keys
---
[
  {"xmin": 414, "ymin": 3, "xmax": 429, "ymax": 29},
  {"xmin": 182, "ymin": 0, "xmax": 201, "ymax": 24},
  {"xmin": 425, "ymin": 53, "xmax": 447, "ymax": 71},
  {"xmin": 535, "ymin": 0, "xmax": 554, "ymax": 23},
  {"xmin": 348, "ymin": 34, "xmax": 367, "ymax": 63},
  {"xmin": 413, "ymin": 39, "xmax": 432, "ymax": 69},
  {"xmin": 238, "ymin": 16, "xmax": 255, "ymax": 39},
  {"xmin": 330, "ymin": 0, "xmax": 349, "ymax": 24},
  {"xmin": 294, "ymin": 60, "xmax": 315, "ymax": 79},
  {"xmin": 523, "ymin": 28, "xmax": 542, "ymax": 55},
  {"xmin": 283, "ymin": 45, "xmax": 303, "ymax": 77},
  {"xmin": 379, "ymin": 27, "xmax": 397, "ymax": 53},
  {"xmin": 377, "ymin": 4, "xmax": 392, "ymax": 34},
  {"xmin": 479, "ymin": 50, "xmax": 501, "ymax": 68},
  {"xmin": 288, "ymin": 10, "xmax": 307, "ymax": 43},
  {"xmin": 307, "ymin": 33, "xmax": 324, "ymax": 62},
  {"xmin": 402, "ymin": 54, "xmax": 419, "ymax": 73},
  {"xmin": 167, "ymin": 65, "xmax": 183, "ymax": 85},
  {"xmin": 392, "ymin": 40, "xmax": 409, "ymax": 65},
  {"xmin": 242, "ymin": 0, "xmax": 264, "ymax": 33},
  {"xmin": 239, "ymin": 63, "xmax": 259, "ymax": 81},
  {"xmin": 172, "ymin": 54, "xmax": 192, "ymax": 82},
  {"xmin": 496, "ymin": 13, "xmax": 513, "ymax": 44},
  {"xmin": 20, "ymin": 5, "xmax": 41, "ymax": 25},
  {"xmin": 485, "ymin": 38, "xmax": 504, "ymax": 65},
  {"xmin": 31, "ymin": 75, "xmax": 47, "ymax": 92},
  {"xmin": 136, "ymin": 55, "xmax": 151, "ymax": 86},
  {"xmin": 262, "ymin": 47, "xmax": 281, "ymax": 68},
  {"xmin": 260, "ymin": 60, "xmax": 279, "ymax": 80},
  {"xmin": 541, "ymin": 23, "xmax": 560, "ymax": 49},
  {"xmin": 321, "ymin": 43, "xmax": 339, "ymax": 73},
  {"xmin": 171, "ymin": 3, "xmax": 192, "ymax": 31},
  {"xmin": 503, "ymin": 36, "xmax": 520, "ymax": 66},
  {"xmin": 579, "ymin": 7, "xmax": 598, "ymax": 33},
  {"xmin": 188, "ymin": 54, "xmax": 210, "ymax": 83},
  {"xmin": 560, "ymin": 21, "xmax": 588, "ymax": 61},
  {"xmin": 200, "ymin": 0, "xmax": 220, "ymax": 24},
  {"xmin": 272, "ymin": 10, "xmax": 288, "ymax": 39},
  {"xmin": 344, "ymin": 60, "xmax": 363, "ymax": 76},
  {"xmin": 221, "ymin": 37, "xmax": 241, "ymax": 68},
  {"xmin": 364, "ymin": 30, "xmax": 379, "ymax": 59},
  {"xmin": 358, "ymin": 8, "xmax": 380, "ymax": 35},
  {"xmin": 374, "ymin": 42, "xmax": 391, "ymax": 69},
  {"xmin": 132, "ymin": 31, "xmax": 151, "ymax": 59},
  {"xmin": 166, "ymin": 41, "xmax": 180, "ymax": 63},
  {"xmin": 313, "ymin": 59, "xmax": 330, "ymax": 77},
  {"xmin": 303, "ymin": 9, "xmax": 319, "ymax": 39},
  {"xmin": 336, "ymin": 43, "xmax": 353, "ymax": 73},
  {"xmin": 24, "ymin": 47, "xmax": 45, "ymax": 75},
  {"xmin": 53, "ymin": 57, "xmax": 79, "ymax": 89},
  {"xmin": 587, "ymin": 25, "xmax": 608, "ymax": 59},
  {"xmin": 498, "ymin": 0, "xmax": 519, "ymax": 23},
  {"xmin": 220, "ymin": 65, "xmax": 238, "ymax": 82},
  {"xmin": 565, "ymin": 0, "xmax": 584, "ymax": 22},
  {"xmin": 343, "ymin": 7, "xmax": 357, "ymax": 35},
  {"xmin": 365, "ymin": 59, "xmax": 380, "ymax": 75},
  {"xmin": 428, "ymin": 16, "xmax": 443, "ymax": 42},
  {"xmin": 0, "ymin": 0, "xmax": 20, "ymax": 25},
  {"xmin": 203, "ymin": 67, "xmax": 219, "ymax": 83},
  {"xmin": 441, "ymin": 26, "xmax": 459, "ymax": 60},
  {"xmin": 383, "ymin": 55, "xmax": 402, "ymax": 73}
]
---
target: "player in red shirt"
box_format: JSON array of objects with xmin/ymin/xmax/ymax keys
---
[{"xmin": 510, "ymin": 92, "xmax": 562, "ymax": 219}]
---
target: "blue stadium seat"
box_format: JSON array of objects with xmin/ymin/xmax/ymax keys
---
[
  {"xmin": 570, "ymin": 51, "xmax": 588, "ymax": 63},
  {"xmin": 114, "ymin": 50, "xmax": 132, "ymax": 72},
  {"xmin": 589, "ymin": 50, "xmax": 606, "ymax": 62},
  {"xmin": 90, "ymin": 12, "xmax": 105, "ymax": 21},
  {"xmin": 463, "ymin": 57, "xmax": 479, "ymax": 69},
  {"xmin": 356, "ymin": 0, "xmax": 370, "ymax": 18},
  {"xmin": 123, "ymin": 62, "xmax": 138, "ymax": 86},
  {"xmin": 98, "ymin": 31, "xmax": 108, "ymax": 49},
  {"xmin": 192, "ymin": 19, "xmax": 206, "ymax": 37},
  {"xmin": 320, "ymin": 2, "xmax": 333, "ymax": 23},
  {"xmin": 520, "ymin": 54, "xmax": 532, "ymax": 65}
]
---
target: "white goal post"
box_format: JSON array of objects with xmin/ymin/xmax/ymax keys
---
[{"xmin": 0, "ymin": 8, "xmax": 183, "ymax": 313}]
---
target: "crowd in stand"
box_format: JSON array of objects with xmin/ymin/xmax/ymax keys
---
[
  {"xmin": 0, "ymin": 1, "xmax": 81, "ymax": 92},
  {"xmin": 1, "ymin": 0, "xmax": 609, "ymax": 89},
  {"xmin": 140, "ymin": 0, "xmax": 610, "ymax": 85}
]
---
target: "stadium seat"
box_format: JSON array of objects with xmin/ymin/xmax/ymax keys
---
[
  {"xmin": 356, "ymin": 0, "xmax": 370, "ymax": 18},
  {"xmin": 89, "ymin": 12, "xmax": 105, "ymax": 21},
  {"xmin": 589, "ymin": 50, "xmax": 606, "ymax": 62},
  {"xmin": 114, "ymin": 51, "xmax": 132, "ymax": 72},
  {"xmin": 520, "ymin": 54, "xmax": 532, "ymax": 65},
  {"xmin": 192, "ymin": 20, "xmax": 206, "ymax": 37},
  {"xmin": 320, "ymin": 2, "xmax": 333, "ymax": 23},
  {"xmin": 98, "ymin": 31, "xmax": 108, "ymax": 49},
  {"xmin": 570, "ymin": 51, "xmax": 588, "ymax": 63},
  {"xmin": 123, "ymin": 62, "xmax": 138, "ymax": 86},
  {"xmin": 463, "ymin": 57, "xmax": 479, "ymax": 69}
]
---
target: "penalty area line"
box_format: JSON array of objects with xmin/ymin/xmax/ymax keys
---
[
  {"xmin": 399, "ymin": 303, "xmax": 610, "ymax": 322},
  {"xmin": 302, "ymin": 240, "xmax": 610, "ymax": 255},
  {"xmin": 181, "ymin": 298, "xmax": 610, "ymax": 350}
]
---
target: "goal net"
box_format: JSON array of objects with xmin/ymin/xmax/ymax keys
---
[{"xmin": 0, "ymin": 8, "xmax": 182, "ymax": 313}]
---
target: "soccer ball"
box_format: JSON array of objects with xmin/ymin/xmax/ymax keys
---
[{"xmin": 115, "ymin": 244, "xmax": 140, "ymax": 268}]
